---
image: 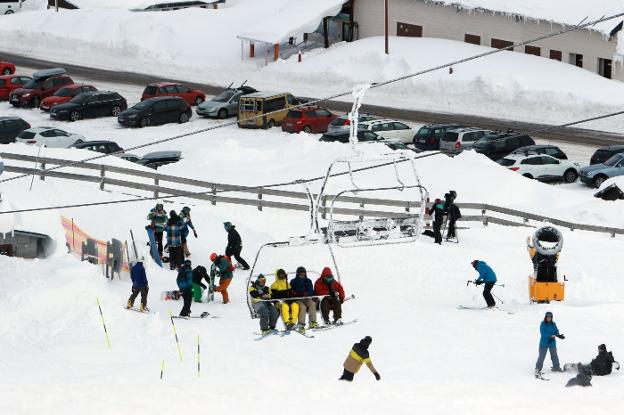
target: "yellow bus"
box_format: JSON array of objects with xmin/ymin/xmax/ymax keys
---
[{"xmin": 237, "ymin": 91, "xmax": 299, "ymax": 129}]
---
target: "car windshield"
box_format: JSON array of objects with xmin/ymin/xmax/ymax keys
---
[
  {"xmin": 474, "ymin": 136, "xmax": 496, "ymax": 146},
  {"xmin": 22, "ymin": 79, "xmax": 42, "ymax": 89},
  {"xmin": 132, "ymin": 101, "xmax": 152, "ymax": 110},
  {"xmin": 498, "ymin": 158, "xmax": 516, "ymax": 167},
  {"xmin": 416, "ymin": 128, "xmax": 431, "ymax": 137},
  {"xmin": 17, "ymin": 131, "xmax": 36, "ymax": 140},
  {"xmin": 604, "ymin": 154, "xmax": 623, "ymax": 167},
  {"xmin": 55, "ymin": 87, "xmax": 74, "ymax": 97},
  {"xmin": 143, "ymin": 86, "xmax": 157, "ymax": 95},
  {"xmin": 213, "ymin": 90, "xmax": 236, "ymax": 103},
  {"xmin": 70, "ymin": 94, "xmax": 91, "ymax": 104}
]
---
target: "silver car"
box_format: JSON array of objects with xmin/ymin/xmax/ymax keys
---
[
  {"xmin": 439, "ymin": 127, "xmax": 493, "ymax": 154},
  {"xmin": 326, "ymin": 113, "xmax": 376, "ymax": 134},
  {"xmin": 196, "ymin": 86, "xmax": 256, "ymax": 119}
]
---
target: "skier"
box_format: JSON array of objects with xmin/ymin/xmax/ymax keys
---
[
  {"xmin": 210, "ymin": 252, "xmax": 234, "ymax": 304},
  {"xmin": 176, "ymin": 259, "xmax": 194, "ymax": 317},
  {"xmin": 165, "ymin": 210, "xmax": 184, "ymax": 270},
  {"xmin": 535, "ymin": 311, "xmax": 565, "ymax": 377},
  {"xmin": 249, "ymin": 274, "xmax": 279, "ymax": 335},
  {"xmin": 179, "ymin": 206, "xmax": 197, "ymax": 258},
  {"xmin": 224, "ymin": 222, "xmax": 250, "ymax": 270},
  {"xmin": 471, "ymin": 259, "xmax": 497, "ymax": 308},
  {"xmin": 314, "ymin": 267, "xmax": 345, "ymax": 326},
  {"xmin": 339, "ymin": 336, "xmax": 380, "ymax": 382},
  {"xmin": 431, "ymin": 198, "xmax": 445, "ymax": 245},
  {"xmin": 147, "ymin": 202, "xmax": 167, "ymax": 258},
  {"xmin": 444, "ymin": 191, "xmax": 461, "ymax": 240},
  {"xmin": 290, "ymin": 266, "xmax": 319, "ymax": 330},
  {"xmin": 126, "ymin": 256, "xmax": 149, "ymax": 312},
  {"xmin": 192, "ymin": 265, "xmax": 210, "ymax": 303},
  {"xmin": 270, "ymin": 268, "xmax": 299, "ymax": 330}
]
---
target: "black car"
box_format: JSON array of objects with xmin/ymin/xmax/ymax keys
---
[
  {"xmin": 320, "ymin": 129, "xmax": 383, "ymax": 143},
  {"xmin": 590, "ymin": 145, "xmax": 624, "ymax": 165},
  {"xmin": 118, "ymin": 96, "xmax": 192, "ymax": 127},
  {"xmin": 413, "ymin": 123, "xmax": 462, "ymax": 150},
  {"xmin": 70, "ymin": 140, "xmax": 123, "ymax": 154},
  {"xmin": 509, "ymin": 144, "xmax": 567, "ymax": 160},
  {"xmin": 0, "ymin": 116, "xmax": 30, "ymax": 144},
  {"xmin": 473, "ymin": 131, "xmax": 535, "ymax": 160},
  {"xmin": 51, "ymin": 91, "xmax": 127, "ymax": 122}
]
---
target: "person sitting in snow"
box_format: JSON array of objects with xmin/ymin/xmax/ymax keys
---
[
  {"xmin": 471, "ymin": 259, "xmax": 497, "ymax": 308},
  {"xmin": 314, "ymin": 267, "xmax": 345, "ymax": 326},
  {"xmin": 249, "ymin": 274, "xmax": 279, "ymax": 335},
  {"xmin": 290, "ymin": 266, "xmax": 319, "ymax": 330},
  {"xmin": 339, "ymin": 336, "xmax": 380, "ymax": 382},
  {"xmin": 176, "ymin": 259, "xmax": 194, "ymax": 317},
  {"xmin": 127, "ymin": 256, "xmax": 149, "ymax": 312},
  {"xmin": 566, "ymin": 344, "xmax": 619, "ymax": 377},
  {"xmin": 535, "ymin": 311, "xmax": 565, "ymax": 377},
  {"xmin": 270, "ymin": 268, "xmax": 299, "ymax": 331}
]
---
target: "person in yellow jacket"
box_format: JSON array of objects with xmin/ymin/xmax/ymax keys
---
[
  {"xmin": 340, "ymin": 336, "xmax": 381, "ymax": 382},
  {"xmin": 270, "ymin": 269, "xmax": 299, "ymax": 330}
]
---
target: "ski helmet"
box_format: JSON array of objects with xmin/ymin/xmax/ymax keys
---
[
  {"xmin": 182, "ymin": 206, "xmax": 191, "ymax": 214},
  {"xmin": 210, "ymin": 253, "xmax": 218, "ymax": 262}
]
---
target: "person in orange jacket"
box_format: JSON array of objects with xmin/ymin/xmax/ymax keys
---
[{"xmin": 339, "ymin": 336, "xmax": 380, "ymax": 382}]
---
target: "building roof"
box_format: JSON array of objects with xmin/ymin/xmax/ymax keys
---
[{"xmin": 66, "ymin": 0, "xmax": 213, "ymax": 9}]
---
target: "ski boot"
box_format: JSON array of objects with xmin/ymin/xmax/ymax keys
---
[
  {"xmin": 285, "ymin": 323, "xmax": 294, "ymax": 331},
  {"xmin": 551, "ymin": 367, "xmax": 565, "ymax": 372},
  {"xmin": 126, "ymin": 300, "xmax": 133, "ymax": 309},
  {"xmin": 309, "ymin": 321, "xmax": 319, "ymax": 329},
  {"xmin": 334, "ymin": 318, "xmax": 344, "ymax": 326},
  {"xmin": 534, "ymin": 368, "xmax": 542, "ymax": 378},
  {"xmin": 322, "ymin": 319, "xmax": 331, "ymax": 326},
  {"xmin": 261, "ymin": 329, "xmax": 272, "ymax": 336},
  {"xmin": 140, "ymin": 304, "xmax": 150, "ymax": 313}
]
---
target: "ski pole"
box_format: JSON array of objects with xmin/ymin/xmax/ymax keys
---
[
  {"xmin": 160, "ymin": 359, "xmax": 165, "ymax": 380},
  {"xmin": 197, "ymin": 335, "xmax": 201, "ymax": 378},
  {"xmin": 492, "ymin": 292, "xmax": 505, "ymax": 305},
  {"xmin": 96, "ymin": 297, "xmax": 111, "ymax": 349},
  {"xmin": 168, "ymin": 309, "xmax": 183, "ymax": 362}
]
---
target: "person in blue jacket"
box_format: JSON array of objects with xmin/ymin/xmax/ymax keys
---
[
  {"xmin": 535, "ymin": 311, "xmax": 565, "ymax": 376},
  {"xmin": 471, "ymin": 259, "xmax": 497, "ymax": 307},
  {"xmin": 177, "ymin": 259, "xmax": 194, "ymax": 317},
  {"xmin": 127, "ymin": 256, "xmax": 149, "ymax": 312}
]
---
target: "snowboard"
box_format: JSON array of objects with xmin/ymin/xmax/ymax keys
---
[
  {"xmin": 172, "ymin": 311, "xmax": 210, "ymax": 319},
  {"xmin": 161, "ymin": 290, "xmax": 182, "ymax": 301},
  {"xmin": 145, "ymin": 226, "xmax": 163, "ymax": 267},
  {"xmin": 312, "ymin": 319, "xmax": 358, "ymax": 332}
]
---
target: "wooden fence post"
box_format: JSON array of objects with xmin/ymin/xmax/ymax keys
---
[
  {"xmin": 257, "ymin": 191, "xmax": 263, "ymax": 211},
  {"xmin": 211, "ymin": 184, "xmax": 217, "ymax": 205},
  {"xmin": 100, "ymin": 165, "xmax": 105, "ymax": 191},
  {"xmin": 39, "ymin": 161, "xmax": 46, "ymax": 181},
  {"xmin": 154, "ymin": 178, "xmax": 159, "ymax": 199}
]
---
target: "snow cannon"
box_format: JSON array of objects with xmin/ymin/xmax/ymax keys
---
[{"xmin": 527, "ymin": 226, "xmax": 565, "ymax": 303}]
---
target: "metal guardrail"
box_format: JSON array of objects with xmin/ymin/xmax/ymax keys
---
[{"xmin": 2, "ymin": 152, "xmax": 622, "ymax": 237}]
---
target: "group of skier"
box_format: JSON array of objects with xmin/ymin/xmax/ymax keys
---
[{"xmin": 147, "ymin": 203, "xmax": 197, "ymax": 270}]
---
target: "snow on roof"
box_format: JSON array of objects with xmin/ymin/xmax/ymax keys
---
[
  {"xmin": 67, "ymin": 0, "xmax": 207, "ymax": 9},
  {"xmin": 428, "ymin": 0, "xmax": 624, "ymax": 35},
  {"xmin": 237, "ymin": 0, "xmax": 345, "ymax": 44}
]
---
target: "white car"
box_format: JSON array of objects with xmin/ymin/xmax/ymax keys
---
[
  {"xmin": 499, "ymin": 154, "xmax": 581, "ymax": 183},
  {"xmin": 359, "ymin": 119, "xmax": 416, "ymax": 144},
  {"xmin": 0, "ymin": 0, "xmax": 20, "ymax": 15},
  {"xmin": 15, "ymin": 127, "xmax": 85, "ymax": 148}
]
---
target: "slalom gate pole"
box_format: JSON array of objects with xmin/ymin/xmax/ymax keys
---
[
  {"xmin": 197, "ymin": 335, "xmax": 200, "ymax": 378},
  {"xmin": 96, "ymin": 297, "xmax": 111, "ymax": 349},
  {"xmin": 160, "ymin": 359, "xmax": 165, "ymax": 380},
  {"xmin": 168, "ymin": 309, "xmax": 183, "ymax": 362}
]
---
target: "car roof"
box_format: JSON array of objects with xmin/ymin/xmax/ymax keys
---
[
  {"xmin": 73, "ymin": 140, "xmax": 116, "ymax": 146},
  {"xmin": 141, "ymin": 96, "xmax": 185, "ymax": 103},
  {"xmin": 32, "ymin": 68, "xmax": 67, "ymax": 80},
  {"xmin": 242, "ymin": 91, "xmax": 291, "ymax": 99},
  {"xmin": 289, "ymin": 105, "xmax": 322, "ymax": 112},
  {"xmin": 515, "ymin": 144, "xmax": 558, "ymax": 150},
  {"xmin": 362, "ymin": 118, "xmax": 406, "ymax": 125},
  {"xmin": 148, "ymin": 82, "xmax": 180, "ymax": 87},
  {"xmin": 446, "ymin": 127, "xmax": 489, "ymax": 133},
  {"xmin": 601, "ymin": 145, "xmax": 624, "ymax": 151},
  {"xmin": 323, "ymin": 128, "xmax": 369, "ymax": 136},
  {"xmin": 504, "ymin": 153, "xmax": 554, "ymax": 160},
  {"xmin": 23, "ymin": 126, "xmax": 57, "ymax": 132},
  {"xmin": 61, "ymin": 83, "xmax": 92, "ymax": 89},
  {"xmin": 0, "ymin": 116, "xmax": 25, "ymax": 121},
  {"xmin": 421, "ymin": 123, "xmax": 462, "ymax": 129}
]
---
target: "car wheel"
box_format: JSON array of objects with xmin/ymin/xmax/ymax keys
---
[
  {"xmin": 563, "ymin": 169, "xmax": 578, "ymax": 183},
  {"xmin": 593, "ymin": 175, "xmax": 607, "ymax": 189},
  {"xmin": 303, "ymin": 126, "xmax": 312, "ymax": 133},
  {"xmin": 70, "ymin": 111, "xmax": 81, "ymax": 122},
  {"xmin": 179, "ymin": 113, "xmax": 189, "ymax": 123},
  {"xmin": 140, "ymin": 118, "xmax": 150, "ymax": 128},
  {"xmin": 73, "ymin": 139, "xmax": 83, "ymax": 145},
  {"xmin": 5, "ymin": 10, "xmax": 14, "ymax": 15},
  {"xmin": 523, "ymin": 174, "xmax": 533, "ymax": 179},
  {"xmin": 31, "ymin": 97, "xmax": 41, "ymax": 108},
  {"xmin": 218, "ymin": 108, "xmax": 228, "ymax": 119},
  {"xmin": 111, "ymin": 106, "xmax": 122, "ymax": 116},
  {"xmin": 267, "ymin": 119, "xmax": 275, "ymax": 128},
  {"xmin": 194, "ymin": 96, "xmax": 204, "ymax": 106},
  {"xmin": 2, "ymin": 68, "xmax": 11, "ymax": 75}
]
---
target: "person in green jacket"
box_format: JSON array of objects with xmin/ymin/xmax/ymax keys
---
[
  {"xmin": 210, "ymin": 253, "xmax": 234, "ymax": 304},
  {"xmin": 147, "ymin": 202, "xmax": 167, "ymax": 258}
]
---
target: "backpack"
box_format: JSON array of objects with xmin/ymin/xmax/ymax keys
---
[{"xmin": 218, "ymin": 255, "xmax": 235, "ymax": 273}]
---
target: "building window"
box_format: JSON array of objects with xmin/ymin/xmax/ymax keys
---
[
  {"xmin": 525, "ymin": 45, "xmax": 541, "ymax": 56},
  {"xmin": 396, "ymin": 22, "xmax": 422, "ymax": 38},
  {"xmin": 550, "ymin": 50, "xmax": 562, "ymax": 61},
  {"xmin": 598, "ymin": 58, "xmax": 613, "ymax": 79},
  {"xmin": 570, "ymin": 53, "xmax": 583, "ymax": 68},
  {"xmin": 491, "ymin": 38, "xmax": 514, "ymax": 50},
  {"xmin": 464, "ymin": 34, "xmax": 481, "ymax": 45}
]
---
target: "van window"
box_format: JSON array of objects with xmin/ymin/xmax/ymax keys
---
[
  {"xmin": 286, "ymin": 94, "xmax": 298, "ymax": 105},
  {"xmin": 441, "ymin": 132, "xmax": 458, "ymax": 142},
  {"xmin": 264, "ymin": 97, "xmax": 285, "ymax": 113},
  {"xmin": 240, "ymin": 99, "xmax": 256, "ymax": 112}
]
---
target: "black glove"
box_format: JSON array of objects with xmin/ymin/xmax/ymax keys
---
[
  {"xmin": 475, "ymin": 280, "xmax": 483, "ymax": 286},
  {"xmin": 374, "ymin": 372, "xmax": 381, "ymax": 381},
  {"xmin": 556, "ymin": 334, "xmax": 565, "ymax": 339}
]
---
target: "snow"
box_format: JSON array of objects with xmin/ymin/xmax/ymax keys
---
[{"xmin": 68, "ymin": 0, "xmax": 212, "ymax": 10}]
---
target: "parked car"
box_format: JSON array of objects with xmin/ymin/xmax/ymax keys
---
[
  {"xmin": 473, "ymin": 131, "xmax": 535, "ymax": 160},
  {"xmin": 361, "ymin": 139, "xmax": 421, "ymax": 153},
  {"xmin": 0, "ymin": 60, "xmax": 16, "ymax": 74},
  {"xmin": 281, "ymin": 106, "xmax": 337, "ymax": 133},
  {"xmin": 51, "ymin": 91, "xmax": 127, "ymax": 121},
  {"xmin": 358, "ymin": 119, "xmax": 416, "ymax": 144},
  {"xmin": 589, "ymin": 145, "xmax": 624, "ymax": 165},
  {"xmin": 70, "ymin": 140, "xmax": 123, "ymax": 154},
  {"xmin": 498, "ymin": 154, "xmax": 580, "ymax": 183},
  {"xmin": 509, "ymin": 144, "xmax": 568, "ymax": 160},
  {"xmin": 0, "ymin": 74, "xmax": 32, "ymax": 100},
  {"xmin": 119, "ymin": 150, "xmax": 182, "ymax": 169},
  {"xmin": 580, "ymin": 153, "xmax": 624, "ymax": 188},
  {"xmin": 118, "ymin": 96, "xmax": 192, "ymax": 127},
  {"xmin": 142, "ymin": 82, "xmax": 206, "ymax": 106},
  {"xmin": 439, "ymin": 127, "xmax": 493, "ymax": 154},
  {"xmin": 319, "ymin": 129, "xmax": 383, "ymax": 143},
  {"xmin": 0, "ymin": 0, "xmax": 20, "ymax": 15},
  {"xmin": 196, "ymin": 85, "xmax": 257, "ymax": 119},
  {"xmin": 238, "ymin": 91, "xmax": 299, "ymax": 129},
  {"xmin": 0, "ymin": 116, "xmax": 30, "ymax": 144},
  {"xmin": 40, "ymin": 84, "xmax": 98, "ymax": 111},
  {"xmin": 10, "ymin": 68, "xmax": 73, "ymax": 108},
  {"xmin": 326, "ymin": 113, "xmax": 376, "ymax": 134},
  {"xmin": 413, "ymin": 123, "xmax": 462, "ymax": 150},
  {"xmin": 15, "ymin": 127, "xmax": 85, "ymax": 148}
]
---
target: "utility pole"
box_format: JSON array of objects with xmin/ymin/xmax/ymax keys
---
[{"xmin": 384, "ymin": 0, "xmax": 389, "ymax": 54}]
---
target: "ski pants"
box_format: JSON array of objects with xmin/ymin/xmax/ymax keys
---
[
  {"xmin": 253, "ymin": 301, "xmax": 279, "ymax": 331},
  {"xmin": 321, "ymin": 296, "xmax": 342, "ymax": 323},
  {"xmin": 279, "ymin": 301, "xmax": 299, "ymax": 325},
  {"xmin": 447, "ymin": 219, "xmax": 456, "ymax": 239},
  {"xmin": 155, "ymin": 231, "xmax": 164, "ymax": 257},
  {"xmin": 181, "ymin": 235, "xmax": 190, "ymax": 257},
  {"xmin": 129, "ymin": 286, "xmax": 148, "ymax": 307},
  {"xmin": 169, "ymin": 246, "xmax": 184, "ymax": 270},
  {"xmin": 214, "ymin": 277, "xmax": 232, "ymax": 303},
  {"xmin": 297, "ymin": 298, "xmax": 318, "ymax": 325},
  {"xmin": 433, "ymin": 220, "xmax": 443, "ymax": 244},
  {"xmin": 339, "ymin": 369, "xmax": 355, "ymax": 382},
  {"xmin": 536, "ymin": 346, "xmax": 561, "ymax": 371},
  {"xmin": 192, "ymin": 282, "xmax": 204, "ymax": 302},
  {"xmin": 226, "ymin": 245, "xmax": 249, "ymax": 270},
  {"xmin": 180, "ymin": 289, "xmax": 193, "ymax": 317},
  {"xmin": 483, "ymin": 282, "xmax": 496, "ymax": 307}
]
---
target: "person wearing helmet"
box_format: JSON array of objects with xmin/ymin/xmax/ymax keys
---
[
  {"xmin": 165, "ymin": 210, "xmax": 184, "ymax": 270},
  {"xmin": 224, "ymin": 222, "xmax": 250, "ymax": 270},
  {"xmin": 210, "ymin": 252, "xmax": 234, "ymax": 304},
  {"xmin": 431, "ymin": 198, "xmax": 445, "ymax": 245},
  {"xmin": 535, "ymin": 311, "xmax": 565, "ymax": 377},
  {"xmin": 314, "ymin": 267, "xmax": 345, "ymax": 326},
  {"xmin": 339, "ymin": 336, "xmax": 380, "ymax": 382},
  {"xmin": 147, "ymin": 202, "xmax": 167, "ymax": 258},
  {"xmin": 179, "ymin": 206, "xmax": 197, "ymax": 258},
  {"xmin": 290, "ymin": 266, "xmax": 318, "ymax": 330},
  {"xmin": 249, "ymin": 274, "xmax": 279, "ymax": 335},
  {"xmin": 176, "ymin": 259, "xmax": 194, "ymax": 317},
  {"xmin": 471, "ymin": 260, "xmax": 497, "ymax": 308},
  {"xmin": 127, "ymin": 256, "xmax": 149, "ymax": 312},
  {"xmin": 270, "ymin": 269, "xmax": 299, "ymax": 331}
]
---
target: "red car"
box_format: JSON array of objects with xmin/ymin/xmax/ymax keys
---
[
  {"xmin": 141, "ymin": 82, "xmax": 206, "ymax": 106},
  {"xmin": 39, "ymin": 84, "xmax": 98, "ymax": 111},
  {"xmin": 0, "ymin": 74, "xmax": 32, "ymax": 100},
  {"xmin": 281, "ymin": 106, "xmax": 337, "ymax": 134},
  {"xmin": 0, "ymin": 61, "xmax": 16, "ymax": 75}
]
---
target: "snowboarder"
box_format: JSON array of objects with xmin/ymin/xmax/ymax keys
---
[
  {"xmin": 314, "ymin": 267, "xmax": 345, "ymax": 326},
  {"xmin": 192, "ymin": 265, "xmax": 210, "ymax": 303},
  {"xmin": 147, "ymin": 202, "xmax": 167, "ymax": 258},
  {"xmin": 179, "ymin": 206, "xmax": 197, "ymax": 258},
  {"xmin": 176, "ymin": 259, "xmax": 194, "ymax": 317},
  {"xmin": 290, "ymin": 266, "xmax": 319, "ymax": 330},
  {"xmin": 249, "ymin": 274, "xmax": 279, "ymax": 335},
  {"xmin": 535, "ymin": 311, "xmax": 565, "ymax": 377},
  {"xmin": 127, "ymin": 256, "xmax": 149, "ymax": 312},
  {"xmin": 471, "ymin": 259, "xmax": 497, "ymax": 308},
  {"xmin": 210, "ymin": 252, "xmax": 234, "ymax": 304},
  {"xmin": 224, "ymin": 222, "xmax": 250, "ymax": 270},
  {"xmin": 165, "ymin": 210, "xmax": 184, "ymax": 270},
  {"xmin": 444, "ymin": 191, "xmax": 461, "ymax": 240},
  {"xmin": 431, "ymin": 198, "xmax": 445, "ymax": 245},
  {"xmin": 270, "ymin": 268, "xmax": 299, "ymax": 330},
  {"xmin": 339, "ymin": 336, "xmax": 380, "ymax": 382}
]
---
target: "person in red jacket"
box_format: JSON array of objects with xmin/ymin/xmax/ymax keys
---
[{"xmin": 314, "ymin": 267, "xmax": 345, "ymax": 326}]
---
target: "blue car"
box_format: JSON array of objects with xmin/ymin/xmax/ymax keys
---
[{"xmin": 580, "ymin": 153, "xmax": 624, "ymax": 188}]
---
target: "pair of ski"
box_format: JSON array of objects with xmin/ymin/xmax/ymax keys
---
[
  {"xmin": 457, "ymin": 305, "xmax": 515, "ymax": 315},
  {"xmin": 254, "ymin": 319, "xmax": 358, "ymax": 340}
]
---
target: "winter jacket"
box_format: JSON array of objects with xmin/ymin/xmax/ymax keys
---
[
  {"xmin": 148, "ymin": 208, "xmax": 168, "ymax": 231},
  {"xmin": 447, "ymin": 203, "xmax": 462, "ymax": 221},
  {"xmin": 212, "ymin": 256, "xmax": 234, "ymax": 280},
  {"xmin": 176, "ymin": 266, "xmax": 193, "ymax": 291},
  {"xmin": 343, "ymin": 341, "xmax": 377, "ymax": 374},
  {"xmin": 432, "ymin": 202, "xmax": 445, "ymax": 225},
  {"xmin": 314, "ymin": 277, "xmax": 345, "ymax": 302},
  {"xmin": 270, "ymin": 279, "xmax": 293, "ymax": 300},
  {"xmin": 179, "ymin": 211, "xmax": 195, "ymax": 238},
  {"xmin": 539, "ymin": 321, "xmax": 560, "ymax": 348},
  {"xmin": 130, "ymin": 262, "xmax": 148, "ymax": 288},
  {"xmin": 226, "ymin": 228, "xmax": 242, "ymax": 251},
  {"xmin": 475, "ymin": 261, "xmax": 497, "ymax": 284},
  {"xmin": 291, "ymin": 276, "xmax": 314, "ymax": 297},
  {"xmin": 591, "ymin": 351, "xmax": 616, "ymax": 376},
  {"xmin": 249, "ymin": 282, "xmax": 271, "ymax": 303},
  {"xmin": 192, "ymin": 266, "xmax": 209, "ymax": 289},
  {"xmin": 165, "ymin": 220, "xmax": 183, "ymax": 247}
]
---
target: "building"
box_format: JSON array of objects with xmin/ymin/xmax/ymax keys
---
[
  {"xmin": 353, "ymin": 0, "xmax": 624, "ymax": 81},
  {"xmin": 0, "ymin": 230, "xmax": 54, "ymax": 258}
]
